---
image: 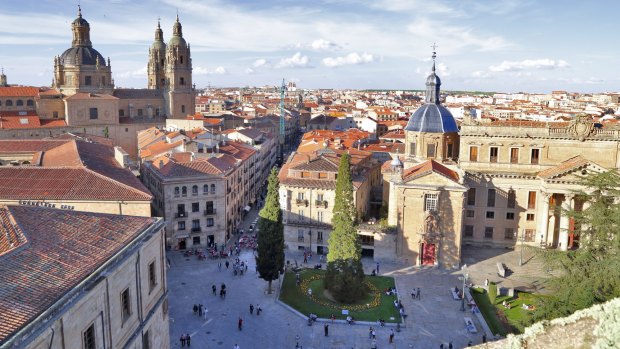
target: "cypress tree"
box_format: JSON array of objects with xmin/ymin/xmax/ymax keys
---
[
  {"xmin": 256, "ymin": 168, "xmax": 285, "ymax": 294},
  {"xmin": 324, "ymin": 152, "xmax": 366, "ymax": 302}
]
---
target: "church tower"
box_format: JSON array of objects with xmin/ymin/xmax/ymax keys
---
[
  {"xmin": 53, "ymin": 6, "xmax": 114, "ymax": 96},
  {"xmin": 0, "ymin": 68, "xmax": 7, "ymax": 87},
  {"xmin": 147, "ymin": 20, "xmax": 167, "ymax": 90},
  {"xmin": 164, "ymin": 14, "xmax": 195, "ymax": 118},
  {"xmin": 404, "ymin": 48, "xmax": 459, "ymax": 164}
]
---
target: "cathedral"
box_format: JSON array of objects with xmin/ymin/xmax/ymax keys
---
[{"xmin": 0, "ymin": 6, "xmax": 196, "ymax": 156}]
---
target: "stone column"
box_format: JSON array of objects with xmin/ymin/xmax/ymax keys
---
[
  {"xmin": 538, "ymin": 192, "xmax": 551, "ymax": 247},
  {"xmin": 558, "ymin": 194, "xmax": 574, "ymax": 251},
  {"xmin": 387, "ymin": 182, "xmax": 399, "ymax": 226}
]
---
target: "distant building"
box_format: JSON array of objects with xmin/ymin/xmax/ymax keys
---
[{"xmin": 0, "ymin": 206, "xmax": 169, "ymax": 349}]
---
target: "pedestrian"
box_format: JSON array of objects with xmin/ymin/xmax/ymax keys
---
[
  {"xmin": 198, "ymin": 304, "xmax": 203, "ymax": 317},
  {"xmin": 238, "ymin": 317, "xmax": 243, "ymax": 331},
  {"xmin": 372, "ymin": 328, "xmax": 376, "ymax": 339},
  {"xmin": 192, "ymin": 304, "xmax": 198, "ymax": 315},
  {"xmin": 303, "ymin": 253, "xmax": 307, "ymax": 264},
  {"xmin": 324, "ymin": 323, "xmax": 329, "ymax": 336},
  {"xmin": 330, "ymin": 313, "xmax": 335, "ymax": 324},
  {"xmin": 389, "ymin": 328, "xmax": 394, "ymax": 343},
  {"xmin": 416, "ymin": 287, "xmax": 421, "ymax": 300},
  {"xmin": 203, "ymin": 306, "xmax": 208, "ymax": 320},
  {"xmin": 226, "ymin": 260, "xmax": 230, "ymax": 269},
  {"xmin": 482, "ymin": 334, "xmax": 487, "ymax": 343},
  {"xmin": 295, "ymin": 334, "xmax": 300, "ymax": 348},
  {"xmin": 376, "ymin": 262, "xmax": 380, "ymax": 274},
  {"xmin": 256, "ymin": 304, "xmax": 262, "ymax": 315},
  {"xmin": 449, "ymin": 341, "xmax": 453, "ymax": 349},
  {"xmin": 371, "ymin": 339, "xmax": 377, "ymax": 349},
  {"xmin": 218, "ymin": 262, "xmax": 222, "ymax": 270},
  {"xmin": 249, "ymin": 304, "xmax": 254, "ymax": 315},
  {"xmin": 234, "ymin": 344, "xmax": 240, "ymax": 349},
  {"xmin": 180, "ymin": 334, "xmax": 185, "ymax": 347},
  {"xmin": 186, "ymin": 333, "xmax": 191, "ymax": 347},
  {"xmin": 212, "ymin": 284, "xmax": 217, "ymax": 295},
  {"xmin": 411, "ymin": 288, "xmax": 415, "ymax": 299},
  {"xmin": 440, "ymin": 344, "xmax": 444, "ymax": 349},
  {"xmin": 369, "ymin": 327, "xmax": 373, "ymax": 339}
]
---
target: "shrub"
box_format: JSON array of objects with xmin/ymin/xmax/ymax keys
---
[{"xmin": 489, "ymin": 282, "xmax": 498, "ymax": 304}]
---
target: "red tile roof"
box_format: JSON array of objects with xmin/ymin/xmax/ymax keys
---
[
  {"xmin": 0, "ymin": 87, "xmax": 39, "ymax": 97},
  {"xmin": 537, "ymin": 155, "xmax": 594, "ymax": 179},
  {"xmin": 401, "ymin": 160, "xmax": 459, "ymax": 183},
  {"xmin": 0, "ymin": 112, "xmax": 68, "ymax": 129},
  {"xmin": 0, "ymin": 206, "xmax": 157, "ymax": 343}
]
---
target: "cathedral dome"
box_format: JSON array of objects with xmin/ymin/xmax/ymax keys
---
[
  {"xmin": 405, "ymin": 104, "xmax": 458, "ymax": 133},
  {"xmin": 59, "ymin": 46, "xmax": 106, "ymax": 66}
]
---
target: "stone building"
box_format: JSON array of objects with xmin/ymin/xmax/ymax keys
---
[{"xmin": 0, "ymin": 205, "xmax": 169, "ymax": 349}]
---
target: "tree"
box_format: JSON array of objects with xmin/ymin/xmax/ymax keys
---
[
  {"xmin": 324, "ymin": 152, "xmax": 367, "ymax": 302},
  {"xmin": 256, "ymin": 168, "xmax": 285, "ymax": 294},
  {"xmin": 533, "ymin": 170, "xmax": 620, "ymax": 321}
]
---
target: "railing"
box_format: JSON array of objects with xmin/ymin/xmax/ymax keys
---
[
  {"xmin": 297, "ymin": 236, "xmax": 305, "ymax": 242},
  {"xmin": 204, "ymin": 209, "xmax": 216, "ymax": 216},
  {"xmin": 315, "ymin": 200, "xmax": 328, "ymax": 208},
  {"xmin": 295, "ymin": 199, "xmax": 309, "ymax": 206},
  {"xmin": 191, "ymin": 227, "xmax": 202, "ymax": 233},
  {"xmin": 175, "ymin": 211, "xmax": 188, "ymax": 218},
  {"xmin": 316, "ymin": 238, "xmax": 324, "ymax": 243},
  {"xmin": 286, "ymin": 219, "xmax": 331, "ymax": 229}
]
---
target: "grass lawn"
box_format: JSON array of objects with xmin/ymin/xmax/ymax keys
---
[
  {"xmin": 471, "ymin": 287, "xmax": 541, "ymax": 335},
  {"xmin": 279, "ymin": 269, "xmax": 401, "ymax": 323}
]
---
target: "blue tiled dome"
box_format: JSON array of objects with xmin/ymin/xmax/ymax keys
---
[{"xmin": 405, "ymin": 103, "xmax": 459, "ymax": 133}]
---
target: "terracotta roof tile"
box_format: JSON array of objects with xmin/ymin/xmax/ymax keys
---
[
  {"xmin": 0, "ymin": 87, "xmax": 39, "ymax": 97},
  {"xmin": 401, "ymin": 160, "xmax": 459, "ymax": 182},
  {"xmin": 0, "ymin": 206, "xmax": 156, "ymax": 343},
  {"xmin": 537, "ymin": 155, "xmax": 592, "ymax": 179}
]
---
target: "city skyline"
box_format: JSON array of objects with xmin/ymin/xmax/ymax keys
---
[{"xmin": 0, "ymin": 0, "xmax": 618, "ymax": 93}]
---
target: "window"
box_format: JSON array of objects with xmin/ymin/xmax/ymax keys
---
[
  {"xmin": 424, "ymin": 193, "xmax": 438, "ymax": 212},
  {"xmin": 53, "ymin": 111, "xmax": 59, "ymax": 118},
  {"xmin": 138, "ymin": 108, "xmax": 143, "ymax": 116},
  {"xmin": 16, "ymin": 99, "xmax": 23, "ymax": 106},
  {"xmin": 528, "ymin": 191, "xmax": 537, "ymax": 209},
  {"xmin": 26, "ymin": 99, "xmax": 34, "ymax": 107},
  {"xmin": 318, "ymin": 172, "xmax": 328, "ymax": 179},
  {"xmin": 207, "ymin": 218, "xmax": 214, "ymax": 227},
  {"xmin": 465, "ymin": 210, "xmax": 475, "ymax": 218},
  {"xmin": 180, "ymin": 56, "xmax": 184, "ymax": 64},
  {"xmin": 206, "ymin": 201, "xmax": 214, "ymax": 214},
  {"xmin": 317, "ymin": 231, "xmax": 324, "ymax": 243},
  {"xmin": 174, "ymin": 187, "xmax": 180, "ymax": 197},
  {"xmin": 487, "ymin": 189, "xmax": 496, "ymax": 207},
  {"xmin": 143, "ymin": 330, "xmax": 151, "ymax": 349},
  {"xmin": 524, "ymin": 229, "xmax": 535, "ymax": 242},
  {"xmin": 5, "ymin": 100, "xmax": 12, "ymax": 106},
  {"xmin": 192, "ymin": 185, "xmax": 198, "ymax": 195},
  {"xmin": 89, "ymin": 108, "xmax": 98, "ymax": 120},
  {"xmin": 301, "ymin": 171, "xmax": 310, "ymax": 178},
  {"xmin": 192, "ymin": 219, "xmax": 200, "ymax": 230},
  {"xmin": 489, "ymin": 147, "xmax": 498, "ymax": 163},
  {"xmin": 317, "ymin": 193, "xmax": 324, "ymax": 202},
  {"xmin": 182, "ymin": 186, "xmax": 187, "ymax": 196},
  {"xmin": 464, "ymin": 225, "xmax": 474, "ymax": 237},
  {"xmin": 446, "ymin": 143, "xmax": 454, "ymax": 158},
  {"xmin": 85, "ymin": 76, "xmax": 92, "ymax": 86},
  {"xmin": 469, "ymin": 146, "xmax": 478, "ymax": 162},
  {"xmin": 426, "ymin": 144, "xmax": 436, "ymax": 158},
  {"xmin": 203, "ymin": 184, "xmax": 209, "ymax": 194},
  {"xmin": 211, "ymin": 184, "xmax": 216, "ymax": 193},
  {"xmin": 484, "ymin": 227, "xmax": 494, "ymax": 239},
  {"xmin": 506, "ymin": 212, "xmax": 515, "ymax": 220},
  {"xmin": 178, "ymin": 221, "xmax": 185, "ymax": 230},
  {"xmin": 526, "ymin": 213, "xmax": 535, "ymax": 221},
  {"xmin": 119, "ymin": 109, "xmax": 125, "ymax": 117},
  {"xmin": 410, "ymin": 142, "xmax": 416, "ymax": 156},
  {"xmin": 121, "ymin": 288, "xmax": 131, "ymax": 322},
  {"xmin": 192, "ymin": 202, "xmax": 199, "ymax": 212},
  {"xmin": 486, "ymin": 211, "xmax": 495, "ymax": 219},
  {"xmin": 507, "ymin": 189, "xmax": 516, "ymax": 209},
  {"xmin": 148, "ymin": 261, "xmax": 157, "ymax": 291},
  {"xmin": 317, "ymin": 211, "xmax": 323, "ymax": 222},
  {"xmin": 531, "ymin": 148, "xmax": 540, "ymax": 165},
  {"xmin": 297, "ymin": 229, "xmax": 304, "ymax": 242},
  {"xmin": 192, "ymin": 236, "xmax": 201, "ymax": 245},
  {"xmin": 297, "ymin": 192, "xmax": 305, "ymax": 200},
  {"xmin": 510, "ymin": 148, "xmax": 519, "ymax": 164},
  {"xmin": 504, "ymin": 228, "xmax": 515, "ymax": 240},
  {"xmin": 298, "ymin": 210, "xmax": 305, "ymax": 220},
  {"xmin": 467, "ymin": 188, "xmax": 476, "ymax": 206},
  {"xmin": 360, "ymin": 235, "xmax": 374, "ymax": 246},
  {"xmin": 156, "ymin": 108, "xmax": 160, "ymax": 116},
  {"xmin": 83, "ymin": 324, "xmax": 96, "ymax": 349}
]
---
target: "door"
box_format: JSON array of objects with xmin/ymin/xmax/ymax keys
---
[
  {"xmin": 421, "ymin": 243, "xmax": 436, "ymax": 265},
  {"xmin": 178, "ymin": 239, "xmax": 186, "ymax": 250}
]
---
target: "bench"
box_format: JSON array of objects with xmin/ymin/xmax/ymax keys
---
[
  {"xmin": 464, "ymin": 317, "xmax": 478, "ymax": 333},
  {"xmin": 450, "ymin": 288, "xmax": 461, "ymax": 300},
  {"xmin": 497, "ymin": 262, "xmax": 506, "ymax": 277}
]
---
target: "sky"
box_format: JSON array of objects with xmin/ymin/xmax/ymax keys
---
[{"xmin": 0, "ymin": 0, "xmax": 618, "ymax": 93}]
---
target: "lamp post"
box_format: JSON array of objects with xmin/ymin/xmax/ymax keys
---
[
  {"xmin": 460, "ymin": 264, "xmax": 468, "ymax": 312},
  {"xmin": 308, "ymin": 230, "xmax": 312, "ymax": 254},
  {"xmin": 519, "ymin": 230, "xmax": 525, "ymax": 267}
]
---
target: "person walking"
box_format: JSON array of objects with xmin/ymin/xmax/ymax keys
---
[
  {"xmin": 203, "ymin": 306, "xmax": 208, "ymax": 320},
  {"xmin": 225, "ymin": 260, "xmax": 230, "ymax": 269},
  {"xmin": 372, "ymin": 328, "xmax": 376, "ymax": 339},
  {"xmin": 249, "ymin": 304, "xmax": 254, "ymax": 315},
  {"xmin": 324, "ymin": 323, "xmax": 329, "ymax": 336},
  {"xmin": 238, "ymin": 317, "xmax": 243, "ymax": 331},
  {"xmin": 369, "ymin": 327, "xmax": 373, "ymax": 339},
  {"xmin": 389, "ymin": 328, "xmax": 394, "ymax": 344},
  {"xmin": 192, "ymin": 304, "xmax": 198, "ymax": 315},
  {"xmin": 186, "ymin": 333, "xmax": 191, "ymax": 347},
  {"xmin": 180, "ymin": 334, "xmax": 185, "ymax": 347},
  {"xmin": 256, "ymin": 304, "xmax": 262, "ymax": 315},
  {"xmin": 212, "ymin": 284, "xmax": 217, "ymax": 296},
  {"xmin": 234, "ymin": 344, "xmax": 240, "ymax": 349},
  {"xmin": 416, "ymin": 287, "xmax": 421, "ymax": 300},
  {"xmin": 370, "ymin": 339, "xmax": 378, "ymax": 349},
  {"xmin": 448, "ymin": 341, "xmax": 453, "ymax": 349},
  {"xmin": 376, "ymin": 262, "xmax": 380, "ymax": 275},
  {"xmin": 198, "ymin": 304, "xmax": 203, "ymax": 317}
]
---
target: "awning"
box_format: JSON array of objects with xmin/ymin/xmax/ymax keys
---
[
  {"xmin": 244, "ymin": 206, "xmax": 251, "ymax": 211},
  {"xmin": 176, "ymin": 234, "xmax": 189, "ymax": 239}
]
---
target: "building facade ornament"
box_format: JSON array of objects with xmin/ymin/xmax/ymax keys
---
[{"xmin": 567, "ymin": 115, "xmax": 595, "ymax": 141}]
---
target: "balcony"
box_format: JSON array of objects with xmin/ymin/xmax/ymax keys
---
[
  {"xmin": 315, "ymin": 200, "xmax": 328, "ymax": 209},
  {"xmin": 297, "ymin": 236, "xmax": 305, "ymax": 242},
  {"xmin": 175, "ymin": 211, "xmax": 188, "ymax": 218},
  {"xmin": 204, "ymin": 209, "xmax": 217, "ymax": 216},
  {"xmin": 316, "ymin": 237, "xmax": 324, "ymax": 244},
  {"xmin": 191, "ymin": 227, "xmax": 202, "ymax": 233},
  {"xmin": 295, "ymin": 199, "xmax": 309, "ymax": 207},
  {"xmin": 286, "ymin": 219, "xmax": 331, "ymax": 229}
]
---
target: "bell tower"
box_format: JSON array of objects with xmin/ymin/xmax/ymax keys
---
[
  {"xmin": 148, "ymin": 19, "xmax": 167, "ymax": 90},
  {"xmin": 164, "ymin": 14, "xmax": 195, "ymax": 118}
]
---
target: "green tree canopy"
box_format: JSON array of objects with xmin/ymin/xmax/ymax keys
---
[
  {"xmin": 534, "ymin": 170, "xmax": 620, "ymax": 321},
  {"xmin": 256, "ymin": 167, "xmax": 285, "ymax": 294}
]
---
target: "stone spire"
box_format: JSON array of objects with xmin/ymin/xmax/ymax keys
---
[
  {"xmin": 0, "ymin": 67, "xmax": 7, "ymax": 87},
  {"xmin": 173, "ymin": 12, "xmax": 183, "ymax": 37},
  {"xmin": 71, "ymin": 4, "xmax": 92, "ymax": 47},
  {"xmin": 425, "ymin": 43, "xmax": 441, "ymax": 105}
]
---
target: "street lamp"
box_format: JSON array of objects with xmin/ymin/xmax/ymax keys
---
[
  {"xmin": 308, "ymin": 230, "xmax": 312, "ymax": 254},
  {"xmin": 460, "ymin": 264, "xmax": 468, "ymax": 312},
  {"xmin": 519, "ymin": 230, "xmax": 525, "ymax": 267}
]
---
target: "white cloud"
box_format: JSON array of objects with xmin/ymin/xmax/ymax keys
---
[
  {"xmin": 252, "ymin": 59, "xmax": 268, "ymax": 68},
  {"xmin": 194, "ymin": 66, "xmax": 228, "ymax": 75},
  {"xmin": 117, "ymin": 66, "xmax": 147, "ymax": 78},
  {"xmin": 245, "ymin": 68, "xmax": 255, "ymax": 74},
  {"xmin": 322, "ymin": 52, "xmax": 375, "ymax": 68},
  {"xmin": 470, "ymin": 70, "xmax": 490, "ymax": 78},
  {"xmin": 489, "ymin": 59, "xmax": 570, "ymax": 72},
  {"xmin": 276, "ymin": 52, "xmax": 310, "ymax": 68},
  {"xmin": 310, "ymin": 39, "xmax": 340, "ymax": 51}
]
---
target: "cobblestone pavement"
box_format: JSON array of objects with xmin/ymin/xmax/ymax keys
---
[{"xmin": 167, "ymin": 209, "xmax": 495, "ymax": 348}]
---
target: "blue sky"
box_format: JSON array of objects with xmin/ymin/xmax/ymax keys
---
[{"xmin": 0, "ymin": 0, "xmax": 618, "ymax": 93}]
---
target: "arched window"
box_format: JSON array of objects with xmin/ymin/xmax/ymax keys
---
[
  {"xmin": 16, "ymin": 100, "xmax": 23, "ymax": 106},
  {"xmin": 182, "ymin": 186, "xmax": 187, "ymax": 196},
  {"xmin": 180, "ymin": 56, "xmax": 184, "ymax": 64},
  {"xmin": 181, "ymin": 105, "xmax": 185, "ymax": 113},
  {"xmin": 203, "ymin": 184, "xmax": 209, "ymax": 194},
  {"xmin": 26, "ymin": 100, "xmax": 34, "ymax": 107},
  {"xmin": 6, "ymin": 100, "xmax": 13, "ymax": 106},
  {"xmin": 192, "ymin": 185, "xmax": 198, "ymax": 195},
  {"xmin": 174, "ymin": 187, "xmax": 180, "ymax": 197},
  {"xmin": 210, "ymin": 184, "xmax": 216, "ymax": 193}
]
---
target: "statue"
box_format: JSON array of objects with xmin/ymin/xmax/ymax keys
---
[{"xmin": 424, "ymin": 211, "xmax": 439, "ymax": 235}]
